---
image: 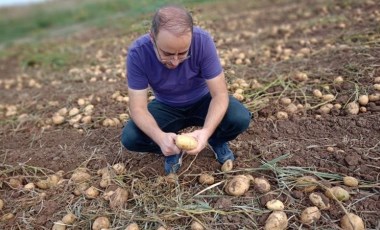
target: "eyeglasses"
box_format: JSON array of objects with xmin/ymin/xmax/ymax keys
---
[{"xmin": 152, "ymin": 38, "xmax": 191, "ymax": 63}]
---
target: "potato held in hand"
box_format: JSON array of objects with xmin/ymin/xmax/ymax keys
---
[{"xmin": 175, "ymin": 135, "xmax": 198, "ymax": 150}]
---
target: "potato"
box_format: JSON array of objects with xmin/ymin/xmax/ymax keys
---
[
  {"xmin": 322, "ymin": 94, "xmax": 335, "ymax": 101},
  {"xmin": 309, "ymin": 192, "xmax": 330, "ymax": 210},
  {"xmin": 325, "ymin": 186, "xmax": 350, "ymax": 201},
  {"xmin": 109, "ymin": 187, "xmax": 129, "ymax": 209},
  {"xmin": 62, "ymin": 213, "xmax": 76, "ymax": 225},
  {"xmin": 346, "ymin": 102, "xmax": 359, "ymax": 115},
  {"xmin": 285, "ymin": 103, "xmax": 298, "ymax": 114},
  {"xmin": 8, "ymin": 178, "xmax": 22, "ymax": 189},
  {"xmin": 24, "ymin": 182, "xmax": 35, "ymax": 190},
  {"xmin": 175, "ymin": 135, "xmax": 198, "ymax": 150},
  {"xmin": 0, "ymin": 199, "xmax": 3, "ymax": 210},
  {"xmin": 69, "ymin": 107, "xmax": 80, "ymax": 117},
  {"xmin": 280, "ymin": 97, "xmax": 292, "ymax": 105},
  {"xmin": 57, "ymin": 107, "xmax": 68, "ymax": 116},
  {"xmin": 92, "ymin": 216, "xmax": 110, "ymax": 230},
  {"xmin": 374, "ymin": 83, "xmax": 380, "ymax": 91},
  {"xmin": 74, "ymin": 182, "xmax": 89, "ymax": 196},
  {"xmin": 100, "ymin": 170, "xmax": 112, "ymax": 188},
  {"xmin": 340, "ymin": 213, "xmax": 365, "ymax": 230},
  {"xmin": 191, "ymin": 221, "xmax": 204, "ymax": 230},
  {"xmin": 264, "ymin": 211, "xmax": 288, "ymax": 230},
  {"xmin": 1, "ymin": 213, "xmax": 14, "ymax": 222},
  {"xmin": 198, "ymin": 174, "xmax": 215, "ymax": 185},
  {"xmin": 48, "ymin": 174, "xmax": 61, "ymax": 187},
  {"xmin": 300, "ymin": 206, "xmax": 321, "ymax": 224},
  {"xmin": 157, "ymin": 227, "xmax": 166, "ymax": 230},
  {"xmin": 85, "ymin": 186, "xmax": 100, "ymax": 199},
  {"xmin": 358, "ymin": 95, "xmax": 369, "ymax": 106},
  {"xmin": 52, "ymin": 220, "xmax": 66, "ymax": 230},
  {"xmin": 295, "ymin": 176, "xmax": 317, "ymax": 192},
  {"xmin": 254, "ymin": 177, "xmax": 271, "ymax": 193},
  {"xmin": 36, "ymin": 180, "xmax": 50, "ymax": 190},
  {"xmin": 125, "ymin": 222, "xmax": 139, "ymax": 230},
  {"xmin": 343, "ymin": 176, "xmax": 359, "ymax": 187},
  {"xmin": 71, "ymin": 170, "xmax": 91, "ymax": 183},
  {"xmin": 221, "ymin": 159, "xmax": 233, "ymax": 172},
  {"xmin": 52, "ymin": 114, "xmax": 65, "ymax": 125},
  {"xmin": 165, "ymin": 173, "xmax": 178, "ymax": 184},
  {"xmin": 266, "ymin": 199, "xmax": 284, "ymax": 211},
  {"xmin": 97, "ymin": 167, "xmax": 108, "ymax": 176},
  {"xmin": 112, "ymin": 163, "xmax": 126, "ymax": 175},
  {"xmin": 313, "ymin": 89, "xmax": 323, "ymax": 98},
  {"xmin": 334, "ymin": 76, "xmax": 344, "ymax": 84},
  {"xmin": 276, "ymin": 111, "xmax": 288, "ymax": 120},
  {"xmin": 225, "ymin": 175, "xmax": 251, "ymax": 196}
]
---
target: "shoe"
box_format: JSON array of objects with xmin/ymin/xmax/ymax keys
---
[
  {"xmin": 209, "ymin": 142, "xmax": 235, "ymax": 164},
  {"xmin": 164, "ymin": 153, "xmax": 182, "ymax": 175}
]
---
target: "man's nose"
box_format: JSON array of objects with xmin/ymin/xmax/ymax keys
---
[{"xmin": 170, "ymin": 56, "xmax": 180, "ymax": 65}]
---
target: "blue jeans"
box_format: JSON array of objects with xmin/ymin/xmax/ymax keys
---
[{"xmin": 121, "ymin": 93, "xmax": 251, "ymax": 154}]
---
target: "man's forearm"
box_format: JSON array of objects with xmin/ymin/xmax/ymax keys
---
[
  {"xmin": 130, "ymin": 109, "xmax": 164, "ymax": 145},
  {"xmin": 203, "ymin": 94, "xmax": 228, "ymax": 138}
]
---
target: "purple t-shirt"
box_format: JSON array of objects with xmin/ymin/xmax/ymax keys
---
[{"xmin": 126, "ymin": 27, "xmax": 222, "ymax": 107}]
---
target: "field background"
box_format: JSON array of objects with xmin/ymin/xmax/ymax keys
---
[{"xmin": 1, "ymin": 0, "xmax": 379, "ymax": 229}]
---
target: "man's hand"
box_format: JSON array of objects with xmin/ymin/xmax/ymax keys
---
[
  {"xmin": 183, "ymin": 129, "xmax": 209, "ymax": 155},
  {"xmin": 158, "ymin": 132, "xmax": 181, "ymax": 156}
]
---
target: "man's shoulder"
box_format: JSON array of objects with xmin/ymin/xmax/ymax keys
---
[
  {"xmin": 193, "ymin": 26, "xmax": 211, "ymax": 38},
  {"xmin": 128, "ymin": 34, "xmax": 151, "ymax": 52}
]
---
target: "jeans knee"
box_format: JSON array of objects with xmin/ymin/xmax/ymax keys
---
[
  {"xmin": 121, "ymin": 124, "xmax": 138, "ymax": 151},
  {"xmin": 235, "ymin": 111, "xmax": 251, "ymax": 132}
]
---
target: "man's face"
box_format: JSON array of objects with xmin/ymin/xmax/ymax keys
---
[{"xmin": 152, "ymin": 29, "xmax": 192, "ymax": 69}]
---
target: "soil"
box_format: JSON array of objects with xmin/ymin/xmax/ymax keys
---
[{"xmin": 1, "ymin": 0, "xmax": 380, "ymax": 229}]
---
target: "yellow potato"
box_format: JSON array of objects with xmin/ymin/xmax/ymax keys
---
[
  {"xmin": 8, "ymin": 178, "xmax": 22, "ymax": 189},
  {"xmin": 85, "ymin": 186, "xmax": 99, "ymax": 199},
  {"xmin": 264, "ymin": 211, "xmax": 288, "ymax": 230},
  {"xmin": 112, "ymin": 163, "xmax": 126, "ymax": 175},
  {"xmin": 92, "ymin": 216, "xmax": 110, "ymax": 230},
  {"xmin": 70, "ymin": 171, "xmax": 91, "ymax": 184},
  {"xmin": 325, "ymin": 186, "xmax": 350, "ymax": 201},
  {"xmin": 24, "ymin": 182, "xmax": 35, "ymax": 190},
  {"xmin": 295, "ymin": 176, "xmax": 318, "ymax": 192},
  {"xmin": 48, "ymin": 174, "xmax": 61, "ymax": 187},
  {"xmin": 191, "ymin": 221, "xmax": 204, "ymax": 230},
  {"xmin": 343, "ymin": 176, "xmax": 359, "ymax": 187},
  {"xmin": 62, "ymin": 213, "xmax": 77, "ymax": 225},
  {"xmin": 0, "ymin": 199, "xmax": 4, "ymax": 210},
  {"xmin": 221, "ymin": 159, "xmax": 233, "ymax": 172},
  {"xmin": 175, "ymin": 135, "xmax": 198, "ymax": 150},
  {"xmin": 254, "ymin": 177, "xmax": 271, "ymax": 193},
  {"xmin": 36, "ymin": 180, "xmax": 50, "ymax": 190},
  {"xmin": 73, "ymin": 182, "xmax": 89, "ymax": 196},
  {"xmin": 100, "ymin": 171, "xmax": 112, "ymax": 188},
  {"xmin": 309, "ymin": 192, "xmax": 330, "ymax": 210},
  {"xmin": 109, "ymin": 187, "xmax": 129, "ymax": 209},
  {"xmin": 125, "ymin": 222, "xmax": 139, "ymax": 230},
  {"xmin": 1, "ymin": 213, "xmax": 14, "ymax": 222},
  {"xmin": 198, "ymin": 173, "xmax": 215, "ymax": 185},
  {"xmin": 165, "ymin": 173, "xmax": 178, "ymax": 184},
  {"xmin": 266, "ymin": 199, "xmax": 284, "ymax": 211},
  {"xmin": 300, "ymin": 206, "xmax": 321, "ymax": 224},
  {"xmin": 225, "ymin": 175, "xmax": 251, "ymax": 196},
  {"xmin": 340, "ymin": 213, "xmax": 365, "ymax": 230}
]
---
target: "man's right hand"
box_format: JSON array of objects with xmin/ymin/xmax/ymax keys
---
[{"xmin": 158, "ymin": 132, "xmax": 181, "ymax": 156}]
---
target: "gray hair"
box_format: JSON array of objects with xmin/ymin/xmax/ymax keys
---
[{"xmin": 151, "ymin": 5, "xmax": 193, "ymax": 37}]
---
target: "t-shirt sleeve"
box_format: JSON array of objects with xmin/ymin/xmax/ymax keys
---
[
  {"xmin": 126, "ymin": 49, "xmax": 149, "ymax": 90},
  {"xmin": 200, "ymin": 33, "xmax": 223, "ymax": 80}
]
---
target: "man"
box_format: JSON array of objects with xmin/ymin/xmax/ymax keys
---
[{"xmin": 121, "ymin": 5, "xmax": 251, "ymax": 175}]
